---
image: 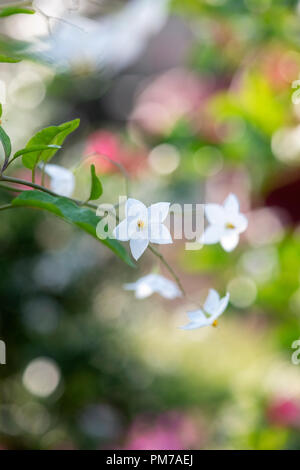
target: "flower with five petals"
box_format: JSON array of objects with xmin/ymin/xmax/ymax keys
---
[
  {"xmin": 200, "ymin": 194, "xmax": 248, "ymax": 252},
  {"xmin": 113, "ymin": 198, "xmax": 172, "ymax": 260}
]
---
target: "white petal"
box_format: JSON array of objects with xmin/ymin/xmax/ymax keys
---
[
  {"xmin": 158, "ymin": 286, "xmax": 181, "ymax": 299},
  {"xmin": 218, "ymin": 292, "xmax": 230, "ymax": 314},
  {"xmin": 205, "ymin": 204, "xmax": 225, "ymax": 225},
  {"xmin": 157, "ymin": 282, "xmax": 181, "ymax": 299},
  {"xmin": 211, "ymin": 292, "xmax": 230, "ymax": 320},
  {"xmin": 223, "ymin": 193, "xmax": 239, "ymax": 215},
  {"xmin": 145, "ymin": 274, "xmax": 181, "ymax": 299},
  {"xmin": 187, "ymin": 309, "xmax": 206, "ymax": 322},
  {"xmin": 220, "ymin": 233, "xmax": 240, "ymax": 252},
  {"xmin": 126, "ymin": 198, "xmax": 147, "ymax": 219},
  {"xmin": 135, "ymin": 282, "xmax": 154, "ymax": 299},
  {"xmin": 232, "ymin": 213, "xmax": 248, "ymax": 233},
  {"xmin": 180, "ymin": 310, "xmax": 210, "ymax": 329},
  {"xmin": 200, "ymin": 225, "xmax": 223, "ymax": 244},
  {"xmin": 203, "ymin": 289, "xmax": 220, "ymax": 316},
  {"xmin": 180, "ymin": 318, "xmax": 210, "ymax": 330},
  {"xmin": 149, "ymin": 224, "xmax": 173, "ymax": 244},
  {"xmin": 113, "ymin": 218, "xmax": 131, "ymax": 241},
  {"xmin": 129, "ymin": 238, "xmax": 149, "ymax": 260},
  {"xmin": 148, "ymin": 202, "xmax": 170, "ymax": 223},
  {"xmin": 44, "ymin": 164, "xmax": 75, "ymax": 197}
]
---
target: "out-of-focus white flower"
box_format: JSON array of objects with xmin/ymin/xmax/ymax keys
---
[
  {"xmin": 43, "ymin": 163, "xmax": 75, "ymax": 197},
  {"xmin": 113, "ymin": 198, "xmax": 172, "ymax": 261},
  {"xmin": 30, "ymin": 0, "xmax": 169, "ymax": 74},
  {"xmin": 124, "ymin": 273, "xmax": 182, "ymax": 299},
  {"xmin": 200, "ymin": 194, "xmax": 248, "ymax": 252},
  {"xmin": 181, "ymin": 289, "xmax": 230, "ymax": 330}
]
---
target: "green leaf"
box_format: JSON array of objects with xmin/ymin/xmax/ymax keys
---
[
  {"xmin": 0, "ymin": 7, "xmax": 35, "ymax": 18},
  {"xmin": 0, "ymin": 54, "xmax": 21, "ymax": 63},
  {"xmin": 12, "ymin": 190, "xmax": 135, "ymax": 268},
  {"xmin": 88, "ymin": 164, "xmax": 103, "ymax": 201},
  {"xmin": 0, "ymin": 126, "xmax": 11, "ymax": 161},
  {"xmin": 22, "ymin": 119, "xmax": 80, "ymax": 170},
  {"xmin": 13, "ymin": 145, "xmax": 62, "ymax": 159},
  {"xmin": 0, "ymin": 104, "xmax": 2, "ymax": 118}
]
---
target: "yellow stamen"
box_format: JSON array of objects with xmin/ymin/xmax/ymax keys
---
[
  {"xmin": 137, "ymin": 219, "xmax": 145, "ymax": 230},
  {"xmin": 212, "ymin": 319, "xmax": 218, "ymax": 327},
  {"xmin": 226, "ymin": 222, "xmax": 235, "ymax": 229}
]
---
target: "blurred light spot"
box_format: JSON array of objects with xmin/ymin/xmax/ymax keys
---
[
  {"xmin": 131, "ymin": 69, "xmax": 204, "ymax": 135},
  {"xmin": 0, "ymin": 406, "xmax": 20, "ymax": 436},
  {"xmin": 23, "ymin": 358, "xmax": 61, "ymax": 397},
  {"xmin": 78, "ymin": 404, "xmax": 122, "ymax": 440},
  {"xmin": 15, "ymin": 402, "xmax": 51, "ymax": 435},
  {"xmin": 35, "ymin": 216, "xmax": 73, "ymax": 251},
  {"xmin": 33, "ymin": 238, "xmax": 100, "ymax": 291},
  {"xmin": 9, "ymin": 71, "xmax": 46, "ymax": 110},
  {"xmin": 246, "ymin": 208, "xmax": 284, "ymax": 246},
  {"xmin": 193, "ymin": 146, "xmax": 223, "ymax": 177},
  {"xmin": 149, "ymin": 144, "xmax": 180, "ymax": 175},
  {"xmin": 240, "ymin": 247, "xmax": 279, "ymax": 283},
  {"xmin": 271, "ymin": 126, "xmax": 300, "ymax": 164},
  {"xmin": 227, "ymin": 276, "xmax": 257, "ymax": 308},
  {"xmin": 21, "ymin": 295, "xmax": 61, "ymax": 334}
]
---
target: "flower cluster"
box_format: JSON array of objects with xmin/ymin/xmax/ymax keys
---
[{"xmin": 113, "ymin": 193, "xmax": 248, "ymax": 330}]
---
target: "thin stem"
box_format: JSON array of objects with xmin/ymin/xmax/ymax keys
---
[
  {"xmin": 0, "ymin": 203, "xmax": 15, "ymax": 211},
  {"xmin": 0, "ymin": 175, "xmax": 98, "ymax": 210},
  {"xmin": 148, "ymin": 244, "xmax": 186, "ymax": 297},
  {"xmin": 41, "ymin": 161, "xmax": 46, "ymax": 186},
  {"xmin": 0, "ymin": 175, "xmax": 186, "ymax": 294},
  {"xmin": 31, "ymin": 167, "xmax": 35, "ymax": 183}
]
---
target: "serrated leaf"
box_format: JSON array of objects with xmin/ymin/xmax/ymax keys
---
[
  {"xmin": 0, "ymin": 54, "xmax": 21, "ymax": 63},
  {"xmin": 0, "ymin": 126, "xmax": 11, "ymax": 162},
  {"xmin": 12, "ymin": 190, "xmax": 135, "ymax": 268},
  {"xmin": 88, "ymin": 164, "xmax": 103, "ymax": 201},
  {"xmin": 0, "ymin": 7, "xmax": 35, "ymax": 18},
  {"xmin": 22, "ymin": 119, "xmax": 80, "ymax": 170}
]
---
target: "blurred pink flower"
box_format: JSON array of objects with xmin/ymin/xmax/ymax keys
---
[
  {"xmin": 267, "ymin": 398, "xmax": 300, "ymax": 428},
  {"xmin": 84, "ymin": 130, "xmax": 146, "ymax": 176},
  {"xmin": 130, "ymin": 68, "xmax": 212, "ymax": 135},
  {"xmin": 261, "ymin": 48, "xmax": 300, "ymax": 91},
  {"xmin": 123, "ymin": 411, "xmax": 199, "ymax": 450}
]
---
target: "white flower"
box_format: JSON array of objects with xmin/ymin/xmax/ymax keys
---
[
  {"xmin": 200, "ymin": 194, "xmax": 248, "ymax": 252},
  {"xmin": 181, "ymin": 289, "xmax": 230, "ymax": 330},
  {"xmin": 43, "ymin": 164, "xmax": 75, "ymax": 197},
  {"xmin": 113, "ymin": 198, "xmax": 172, "ymax": 260},
  {"xmin": 124, "ymin": 274, "xmax": 182, "ymax": 299},
  {"xmin": 31, "ymin": 0, "xmax": 169, "ymax": 75}
]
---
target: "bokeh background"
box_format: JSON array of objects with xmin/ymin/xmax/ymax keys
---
[{"xmin": 1, "ymin": 0, "xmax": 300, "ymax": 450}]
